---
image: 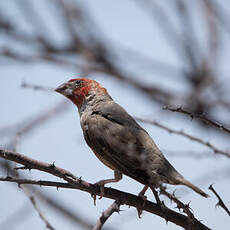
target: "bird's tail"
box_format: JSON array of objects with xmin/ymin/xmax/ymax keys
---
[{"xmin": 176, "ymin": 177, "xmax": 209, "ymax": 198}]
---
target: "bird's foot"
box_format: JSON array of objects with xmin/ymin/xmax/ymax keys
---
[
  {"xmin": 151, "ymin": 188, "xmax": 165, "ymax": 208},
  {"xmin": 94, "ymin": 181, "xmax": 105, "ymax": 199},
  {"xmin": 94, "ymin": 171, "xmax": 123, "ymax": 200},
  {"xmin": 137, "ymin": 195, "xmax": 147, "ymax": 218},
  {"xmin": 136, "ymin": 185, "xmax": 148, "ymax": 218}
]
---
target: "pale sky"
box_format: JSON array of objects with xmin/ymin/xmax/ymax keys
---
[{"xmin": 1, "ymin": 1, "xmax": 229, "ymax": 230}]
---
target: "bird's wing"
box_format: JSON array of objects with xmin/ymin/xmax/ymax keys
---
[{"xmin": 82, "ymin": 101, "xmax": 151, "ymax": 185}]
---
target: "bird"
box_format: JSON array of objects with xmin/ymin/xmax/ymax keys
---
[{"xmin": 55, "ymin": 78, "xmax": 208, "ymax": 199}]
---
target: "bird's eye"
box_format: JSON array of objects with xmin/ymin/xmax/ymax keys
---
[{"xmin": 74, "ymin": 80, "xmax": 82, "ymax": 87}]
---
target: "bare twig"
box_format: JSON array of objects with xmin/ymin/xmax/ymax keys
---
[
  {"xmin": 134, "ymin": 0, "xmax": 182, "ymax": 57},
  {"xmin": 201, "ymin": 0, "xmax": 219, "ymax": 62},
  {"xmin": 160, "ymin": 186, "xmax": 194, "ymax": 219},
  {"xmin": 163, "ymin": 106, "xmax": 230, "ymax": 135},
  {"xmin": 117, "ymin": 44, "xmax": 184, "ymax": 78},
  {"xmin": 21, "ymin": 81, "xmax": 54, "ymax": 91},
  {"xmin": 33, "ymin": 186, "xmax": 99, "ymax": 230},
  {"xmin": 0, "ymin": 149, "xmax": 210, "ymax": 230},
  {"xmin": 13, "ymin": 0, "xmax": 49, "ymax": 37},
  {"xmin": 92, "ymin": 201, "xmax": 121, "ymax": 230},
  {"xmin": 0, "ymin": 100, "xmax": 69, "ymax": 138},
  {"xmin": 175, "ymin": 0, "xmax": 200, "ymax": 69},
  {"xmin": 208, "ymin": 184, "xmax": 230, "ymax": 216},
  {"xmin": 136, "ymin": 117, "xmax": 230, "ymax": 158},
  {"xmin": 0, "ymin": 176, "xmax": 76, "ymax": 188},
  {"xmin": 23, "ymin": 187, "xmax": 55, "ymax": 230},
  {"xmin": 204, "ymin": 0, "xmax": 230, "ymax": 37}
]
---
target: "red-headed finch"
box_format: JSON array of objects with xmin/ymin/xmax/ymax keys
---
[{"xmin": 55, "ymin": 78, "xmax": 208, "ymax": 198}]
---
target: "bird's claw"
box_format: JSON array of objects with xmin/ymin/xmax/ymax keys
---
[
  {"xmin": 139, "ymin": 194, "xmax": 147, "ymax": 204},
  {"xmin": 137, "ymin": 194, "xmax": 147, "ymax": 218},
  {"xmin": 94, "ymin": 181, "xmax": 105, "ymax": 199},
  {"xmin": 151, "ymin": 188, "xmax": 165, "ymax": 209},
  {"xmin": 137, "ymin": 209, "xmax": 142, "ymax": 218}
]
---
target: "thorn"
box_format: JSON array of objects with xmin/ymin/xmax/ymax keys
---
[
  {"xmin": 208, "ymin": 184, "xmax": 214, "ymax": 190},
  {"xmin": 14, "ymin": 166, "xmax": 31, "ymax": 170},
  {"xmin": 116, "ymin": 208, "xmax": 121, "ymax": 213},
  {"xmin": 50, "ymin": 161, "xmax": 56, "ymax": 168},
  {"xmin": 91, "ymin": 194, "xmax": 97, "ymax": 206},
  {"xmin": 117, "ymin": 208, "xmax": 124, "ymax": 214},
  {"xmin": 175, "ymin": 205, "xmax": 182, "ymax": 212},
  {"xmin": 165, "ymin": 219, "xmax": 169, "ymax": 225},
  {"xmin": 137, "ymin": 208, "xmax": 143, "ymax": 218},
  {"xmin": 172, "ymin": 189, "xmax": 177, "ymax": 197},
  {"xmin": 185, "ymin": 201, "xmax": 193, "ymax": 211},
  {"xmin": 215, "ymin": 202, "xmax": 221, "ymax": 208},
  {"xmin": 78, "ymin": 176, "xmax": 82, "ymax": 184}
]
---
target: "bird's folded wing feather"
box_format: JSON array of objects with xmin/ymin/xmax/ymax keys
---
[{"xmin": 82, "ymin": 102, "xmax": 151, "ymax": 184}]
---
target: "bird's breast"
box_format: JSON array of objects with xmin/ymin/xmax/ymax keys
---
[{"xmin": 93, "ymin": 150, "xmax": 116, "ymax": 170}]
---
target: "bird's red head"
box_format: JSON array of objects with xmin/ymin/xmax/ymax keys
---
[{"xmin": 55, "ymin": 78, "xmax": 109, "ymax": 108}]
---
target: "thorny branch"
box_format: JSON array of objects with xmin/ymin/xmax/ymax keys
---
[
  {"xmin": 160, "ymin": 186, "xmax": 194, "ymax": 219},
  {"xmin": 208, "ymin": 184, "xmax": 230, "ymax": 216},
  {"xmin": 0, "ymin": 176, "xmax": 78, "ymax": 189},
  {"xmin": 0, "ymin": 148, "xmax": 210, "ymax": 230},
  {"xmin": 2, "ymin": 125, "xmax": 56, "ymax": 230},
  {"xmin": 92, "ymin": 201, "xmax": 121, "ymax": 230},
  {"xmin": 0, "ymin": 168, "xmax": 100, "ymax": 230},
  {"xmin": 163, "ymin": 106, "xmax": 230, "ymax": 135}
]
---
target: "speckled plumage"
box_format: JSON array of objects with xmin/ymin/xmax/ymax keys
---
[{"xmin": 55, "ymin": 78, "xmax": 208, "ymax": 198}]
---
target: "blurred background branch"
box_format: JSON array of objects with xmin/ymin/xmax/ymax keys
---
[
  {"xmin": 0, "ymin": 0, "xmax": 230, "ymax": 229},
  {"xmin": 0, "ymin": 0, "xmax": 229, "ymax": 118}
]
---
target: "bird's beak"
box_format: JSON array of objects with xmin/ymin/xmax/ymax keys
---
[
  {"xmin": 55, "ymin": 82, "xmax": 73, "ymax": 96},
  {"xmin": 55, "ymin": 83, "xmax": 66, "ymax": 94}
]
